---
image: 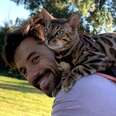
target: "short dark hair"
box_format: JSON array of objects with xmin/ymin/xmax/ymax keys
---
[{"xmin": 2, "ymin": 30, "xmax": 40, "ymax": 67}]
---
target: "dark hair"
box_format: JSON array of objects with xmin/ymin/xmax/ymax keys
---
[{"xmin": 2, "ymin": 30, "xmax": 40, "ymax": 67}]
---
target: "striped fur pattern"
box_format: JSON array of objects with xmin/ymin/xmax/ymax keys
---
[{"xmin": 45, "ymin": 19, "xmax": 116, "ymax": 91}]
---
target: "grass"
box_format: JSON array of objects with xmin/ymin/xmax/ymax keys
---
[{"xmin": 0, "ymin": 76, "xmax": 54, "ymax": 116}]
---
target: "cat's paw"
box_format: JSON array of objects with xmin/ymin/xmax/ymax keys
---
[{"xmin": 62, "ymin": 77, "xmax": 75, "ymax": 92}]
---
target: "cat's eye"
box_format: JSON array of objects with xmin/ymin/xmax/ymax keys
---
[
  {"xmin": 44, "ymin": 28, "xmax": 48, "ymax": 33},
  {"xmin": 56, "ymin": 31, "xmax": 64, "ymax": 36},
  {"xmin": 59, "ymin": 31, "xmax": 64, "ymax": 35}
]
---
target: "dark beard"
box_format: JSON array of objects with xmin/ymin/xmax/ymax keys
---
[
  {"xmin": 51, "ymin": 73, "xmax": 62, "ymax": 97},
  {"xmin": 33, "ymin": 63, "xmax": 63, "ymax": 97}
]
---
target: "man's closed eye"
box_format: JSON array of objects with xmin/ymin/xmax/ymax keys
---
[{"xmin": 31, "ymin": 56, "xmax": 40, "ymax": 64}]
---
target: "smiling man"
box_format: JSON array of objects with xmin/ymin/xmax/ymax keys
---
[
  {"xmin": 14, "ymin": 35, "xmax": 62, "ymax": 97},
  {"xmin": 2, "ymin": 9, "xmax": 116, "ymax": 116},
  {"xmin": 3, "ymin": 31, "xmax": 62, "ymax": 97}
]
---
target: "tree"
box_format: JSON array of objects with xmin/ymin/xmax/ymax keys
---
[
  {"xmin": 0, "ymin": 20, "xmax": 16, "ymax": 65},
  {"xmin": 0, "ymin": 20, "xmax": 25, "ymax": 78},
  {"xmin": 10, "ymin": 0, "xmax": 116, "ymax": 33}
]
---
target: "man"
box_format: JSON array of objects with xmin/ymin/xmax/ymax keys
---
[
  {"xmin": 2, "ymin": 28, "xmax": 116, "ymax": 116},
  {"xmin": 2, "ymin": 8, "xmax": 116, "ymax": 115},
  {"xmin": 3, "ymin": 30, "xmax": 62, "ymax": 97}
]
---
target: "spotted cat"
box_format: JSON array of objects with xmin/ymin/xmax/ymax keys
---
[
  {"xmin": 21, "ymin": 9, "xmax": 116, "ymax": 92},
  {"xmin": 44, "ymin": 13, "xmax": 116, "ymax": 91}
]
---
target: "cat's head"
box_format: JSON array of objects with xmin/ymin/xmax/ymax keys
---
[
  {"xmin": 42, "ymin": 11, "xmax": 81, "ymax": 52},
  {"xmin": 21, "ymin": 9, "xmax": 81, "ymax": 53}
]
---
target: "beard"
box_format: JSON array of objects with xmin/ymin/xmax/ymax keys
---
[{"xmin": 32, "ymin": 60, "xmax": 62, "ymax": 97}]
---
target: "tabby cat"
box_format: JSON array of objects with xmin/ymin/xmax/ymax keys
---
[{"xmin": 44, "ymin": 13, "xmax": 116, "ymax": 91}]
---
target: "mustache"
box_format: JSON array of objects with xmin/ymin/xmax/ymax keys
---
[
  {"xmin": 32, "ymin": 69, "xmax": 51, "ymax": 88},
  {"xmin": 31, "ymin": 59, "xmax": 63, "ymax": 90}
]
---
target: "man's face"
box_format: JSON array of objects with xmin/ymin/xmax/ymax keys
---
[{"xmin": 14, "ymin": 37, "xmax": 61, "ymax": 97}]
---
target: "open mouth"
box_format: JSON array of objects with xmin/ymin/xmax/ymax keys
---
[{"xmin": 32, "ymin": 69, "xmax": 51, "ymax": 91}]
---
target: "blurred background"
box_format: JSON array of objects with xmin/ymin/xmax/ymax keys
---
[{"xmin": 0, "ymin": 0, "xmax": 116, "ymax": 116}]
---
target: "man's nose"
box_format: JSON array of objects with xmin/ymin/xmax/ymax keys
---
[{"xmin": 25, "ymin": 67, "xmax": 39, "ymax": 84}]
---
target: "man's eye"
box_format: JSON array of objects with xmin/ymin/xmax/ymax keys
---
[
  {"xmin": 32, "ymin": 56, "xmax": 40, "ymax": 64},
  {"xmin": 19, "ymin": 68, "xmax": 27, "ymax": 77}
]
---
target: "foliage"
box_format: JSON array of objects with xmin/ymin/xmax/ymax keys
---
[
  {"xmin": 0, "ymin": 76, "xmax": 53, "ymax": 116},
  {"xmin": 0, "ymin": 19, "xmax": 21, "ymax": 58},
  {"xmin": 0, "ymin": 0, "xmax": 115, "ymax": 78},
  {"xmin": 0, "ymin": 22, "xmax": 11, "ymax": 68},
  {"xmin": 10, "ymin": 0, "xmax": 116, "ymax": 33},
  {"xmin": 0, "ymin": 20, "xmax": 24, "ymax": 79}
]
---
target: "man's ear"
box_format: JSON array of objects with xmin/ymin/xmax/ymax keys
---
[
  {"xmin": 68, "ymin": 13, "xmax": 80, "ymax": 30},
  {"xmin": 40, "ymin": 9, "xmax": 56, "ymax": 21}
]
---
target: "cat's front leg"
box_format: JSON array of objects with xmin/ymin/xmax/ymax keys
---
[
  {"xmin": 62, "ymin": 55, "xmax": 109, "ymax": 92},
  {"xmin": 62, "ymin": 65, "xmax": 91, "ymax": 92}
]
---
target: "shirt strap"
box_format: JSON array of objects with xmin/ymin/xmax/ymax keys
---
[{"xmin": 97, "ymin": 72, "xmax": 116, "ymax": 83}]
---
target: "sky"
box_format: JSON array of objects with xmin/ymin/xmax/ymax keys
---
[{"xmin": 0, "ymin": 0, "xmax": 30, "ymax": 26}]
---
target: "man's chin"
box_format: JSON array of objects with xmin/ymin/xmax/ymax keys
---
[
  {"xmin": 45, "ymin": 91, "xmax": 53, "ymax": 97},
  {"xmin": 33, "ymin": 85, "xmax": 53, "ymax": 97},
  {"xmin": 32, "ymin": 69, "xmax": 61, "ymax": 97},
  {"xmin": 33, "ymin": 78, "xmax": 55, "ymax": 97}
]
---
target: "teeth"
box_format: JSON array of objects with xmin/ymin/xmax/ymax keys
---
[
  {"xmin": 34, "ymin": 71, "xmax": 46, "ymax": 85},
  {"xmin": 39, "ymin": 74, "xmax": 49, "ymax": 90},
  {"xmin": 40, "ymin": 78, "xmax": 46, "ymax": 86}
]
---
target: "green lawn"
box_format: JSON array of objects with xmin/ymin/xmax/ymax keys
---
[{"xmin": 0, "ymin": 76, "xmax": 54, "ymax": 116}]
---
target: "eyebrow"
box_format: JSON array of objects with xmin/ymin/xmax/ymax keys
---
[{"xmin": 27, "ymin": 51, "xmax": 37, "ymax": 61}]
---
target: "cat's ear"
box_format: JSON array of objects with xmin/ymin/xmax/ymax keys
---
[
  {"xmin": 68, "ymin": 13, "xmax": 80, "ymax": 29},
  {"xmin": 39, "ymin": 9, "xmax": 56, "ymax": 21}
]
